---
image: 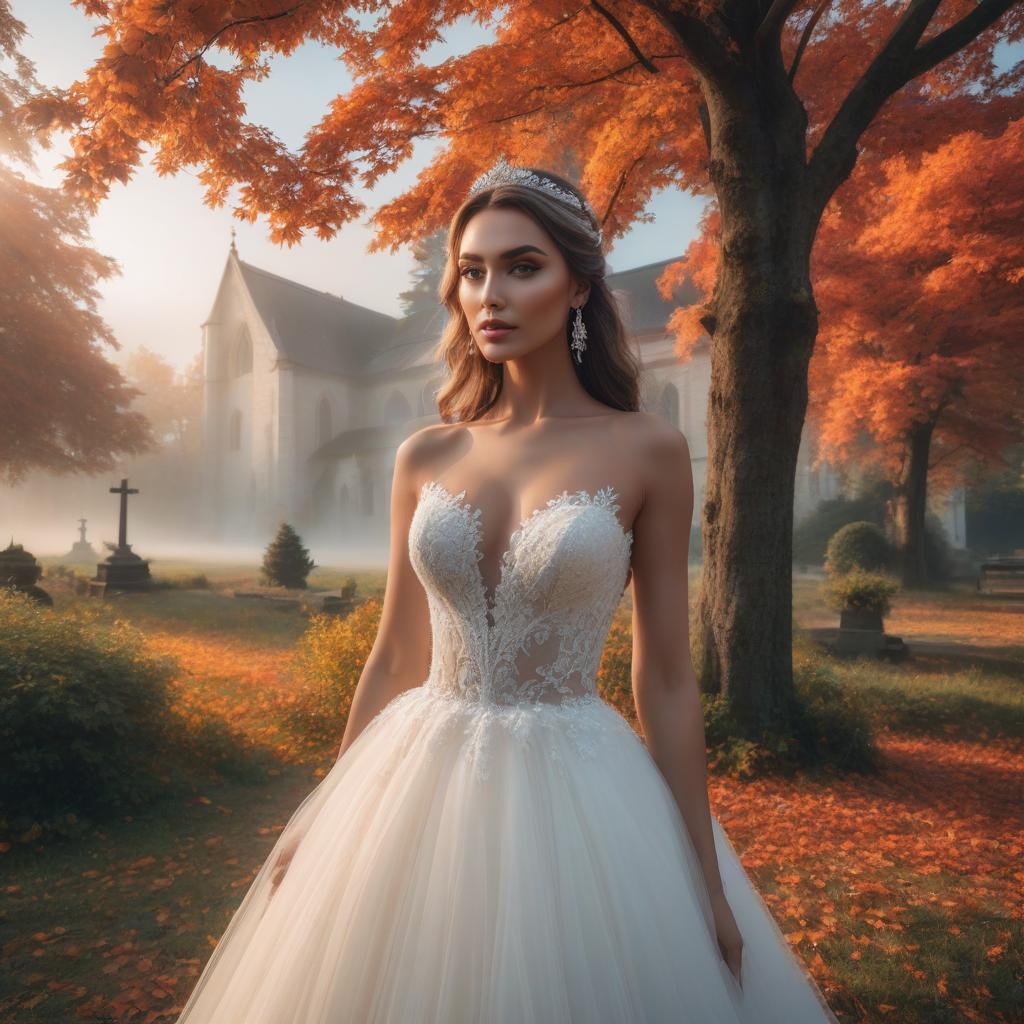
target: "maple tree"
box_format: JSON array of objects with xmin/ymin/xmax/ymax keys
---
[
  {"xmin": 809, "ymin": 118, "xmax": 1024, "ymax": 586},
  {"xmin": 25, "ymin": 0, "xmax": 1023, "ymax": 736},
  {"xmin": 121, "ymin": 346, "xmax": 204, "ymax": 455},
  {"xmin": 0, "ymin": 0, "xmax": 153, "ymax": 486}
]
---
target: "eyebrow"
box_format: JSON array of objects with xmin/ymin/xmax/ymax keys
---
[{"xmin": 457, "ymin": 245, "xmax": 548, "ymax": 262}]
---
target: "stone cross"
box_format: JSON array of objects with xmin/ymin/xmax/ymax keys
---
[
  {"xmin": 109, "ymin": 478, "xmax": 139, "ymax": 550},
  {"xmin": 78, "ymin": 517, "xmax": 88, "ymax": 543}
]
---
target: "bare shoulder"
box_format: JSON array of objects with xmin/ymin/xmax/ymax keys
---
[
  {"xmin": 615, "ymin": 412, "xmax": 692, "ymax": 518},
  {"xmin": 394, "ymin": 422, "xmax": 459, "ymax": 489},
  {"xmin": 607, "ymin": 410, "xmax": 690, "ymax": 476},
  {"xmin": 636, "ymin": 410, "xmax": 691, "ymax": 468}
]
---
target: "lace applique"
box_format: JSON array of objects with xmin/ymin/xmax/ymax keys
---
[
  {"xmin": 363, "ymin": 687, "xmax": 643, "ymax": 784},
  {"xmin": 402, "ymin": 479, "xmax": 635, "ymax": 779}
]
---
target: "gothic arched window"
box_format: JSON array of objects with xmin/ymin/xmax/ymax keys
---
[
  {"xmin": 657, "ymin": 382, "xmax": 680, "ymax": 429},
  {"xmin": 384, "ymin": 389, "xmax": 412, "ymax": 424},
  {"xmin": 233, "ymin": 325, "xmax": 253, "ymax": 376},
  {"xmin": 229, "ymin": 409, "xmax": 242, "ymax": 451},
  {"xmin": 316, "ymin": 396, "xmax": 332, "ymax": 446}
]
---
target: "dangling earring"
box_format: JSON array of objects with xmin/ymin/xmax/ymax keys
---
[{"xmin": 570, "ymin": 305, "xmax": 588, "ymax": 364}]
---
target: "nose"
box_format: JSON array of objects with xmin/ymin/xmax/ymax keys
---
[{"xmin": 479, "ymin": 272, "xmax": 505, "ymax": 311}]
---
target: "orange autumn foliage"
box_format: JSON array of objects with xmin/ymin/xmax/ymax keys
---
[
  {"xmin": 808, "ymin": 118, "xmax": 1024, "ymax": 491},
  {"xmin": 0, "ymin": 2, "xmax": 155, "ymax": 484},
  {"xmin": 20, "ymin": 1, "xmax": 1019, "ymax": 287}
]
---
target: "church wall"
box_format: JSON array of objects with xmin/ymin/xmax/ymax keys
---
[
  {"xmin": 636, "ymin": 334, "xmax": 713, "ymax": 525},
  {"xmin": 300, "ymin": 372, "xmax": 426, "ymax": 540},
  {"xmin": 202, "ymin": 263, "xmax": 281, "ymax": 541},
  {"xmin": 287, "ymin": 368, "xmax": 359, "ymax": 533}
]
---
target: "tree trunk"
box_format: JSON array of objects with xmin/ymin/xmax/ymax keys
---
[
  {"xmin": 894, "ymin": 420, "xmax": 934, "ymax": 588},
  {"xmin": 693, "ymin": 82, "xmax": 819, "ymax": 737}
]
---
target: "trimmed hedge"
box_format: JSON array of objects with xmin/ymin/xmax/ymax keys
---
[{"xmin": 825, "ymin": 521, "xmax": 894, "ymax": 575}]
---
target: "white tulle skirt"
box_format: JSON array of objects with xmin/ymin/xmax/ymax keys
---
[{"xmin": 175, "ymin": 685, "xmax": 839, "ymax": 1023}]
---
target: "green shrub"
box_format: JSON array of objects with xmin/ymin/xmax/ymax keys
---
[
  {"xmin": 700, "ymin": 693, "xmax": 776, "ymax": 778},
  {"xmin": 283, "ymin": 599, "xmax": 382, "ymax": 742},
  {"xmin": 966, "ymin": 471, "xmax": 1024, "ymax": 556},
  {"xmin": 824, "ymin": 567, "xmax": 900, "ymax": 617},
  {"xmin": 789, "ymin": 639, "xmax": 878, "ymax": 773},
  {"xmin": 825, "ymin": 521, "xmax": 894, "ymax": 575},
  {"xmin": 698, "ymin": 637, "xmax": 879, "ymax": 778},
  {"xmin": 0, "ymin": 589, "xmax": 179, "ymax": 842},
  {"xmin": 595, "ymin": 616, "xmax": 637, "ymax": 729},
  {"xmin": 794, "ymin": 495, "xmax": 887, "ymax": 565},
  {"xmin": 261, "ymin": 522, "xmax": 316, "ymax": 589}
]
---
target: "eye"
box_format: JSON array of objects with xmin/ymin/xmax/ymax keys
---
[{"xmin": 459, "ymin": 262, "xmax": 539, "ymax": 280}]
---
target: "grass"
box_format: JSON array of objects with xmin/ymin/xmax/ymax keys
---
[{"xmin": 820, "ymin": 653, "xmax": 1024, "ymax": 740}]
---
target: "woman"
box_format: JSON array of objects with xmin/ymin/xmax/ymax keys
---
[{"xmin": 176, "ymin": 159, "xmax": 840, "ymax": 1023}]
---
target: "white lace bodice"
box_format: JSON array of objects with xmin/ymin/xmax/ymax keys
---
[{"xmin": 409, "ymin": 480, "xmax": 634, "ymax": 710}]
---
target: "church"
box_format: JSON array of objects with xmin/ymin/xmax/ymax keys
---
[{"xmin": 199, "ymin": 242, "xmax": 960, "ymax": 554}]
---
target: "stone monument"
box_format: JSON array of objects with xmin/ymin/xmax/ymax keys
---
[
  {"xmin": 89, "ymin": 478, "xmax": 152, "ymax": 596},
  {"xmin": 63, "ymin": 516, "xmax": 99, "ymax": 563}
]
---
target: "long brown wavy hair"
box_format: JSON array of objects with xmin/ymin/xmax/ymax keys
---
[{"xmin": 433, "ymin": 166, "xmax": 641, "ymax": 424}]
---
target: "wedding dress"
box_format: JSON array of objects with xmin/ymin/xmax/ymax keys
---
[{"xmin": 176, "ymin": 479, "xmax": 839, "ymax": 1023}]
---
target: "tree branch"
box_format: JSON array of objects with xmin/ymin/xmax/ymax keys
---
[
  {"xmin": 591, "ymin": 1, "xmax": 660, "ymax": 73},
  {"xmin": 809, "ymin": 0, "xmax": 1017, "ymax": 216},
  {"xmin": 787, "ymin": 0, "xmax": 833, "ymax": 84},
  {"xmin": 600, "ymin": 154, "xmax": 644, "ymax": 228},
  {"xmin": 907, "ymin": 0, "xmax": 1019, "ymax": 79},
  {"xmin": 637, "ymin": 0, "xmax": 738, "ymax": 89},
  {"xmin": 160, "ymin": 3, "xmax": 308, "ymax": 87},
  {"xmin": 807, "ymin": 0, "xmax": 942, "ymax": 214},
  {"xmin": 755, "ymin": 0, "xmax": 803, "ymax": 47}
]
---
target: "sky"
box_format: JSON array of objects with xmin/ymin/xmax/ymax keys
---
[
  {"xmin": 10, "ymin": 1, "xmax": 709, "ymax": 377},
  {"xmin": 10, "ymin": 4, "xmax": 1021, "ymax": 379}
]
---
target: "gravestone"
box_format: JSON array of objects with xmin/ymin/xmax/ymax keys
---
[
  {"xmin": 63, "ymin": 516, "xmax": 99, "ymax": 563},
  {"xmin": 89, "ymin": 478, "xmax": 152, "ymax": 596},
  {"xmin": 0, "ymin": 539, "xmax": 52, "ymax": 606}
]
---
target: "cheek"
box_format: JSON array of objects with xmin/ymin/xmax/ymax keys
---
[{"xmin": 518, "ymin": 274, "xmax": 567, "ymax": 316}]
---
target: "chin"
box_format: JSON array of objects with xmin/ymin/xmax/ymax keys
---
[{"xmin": 478, "ymin": 341, "xmax": 520, "ymax": 363}]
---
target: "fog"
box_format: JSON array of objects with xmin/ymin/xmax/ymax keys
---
[{"xmin": 0, "ymin": 472, "xmax": 390, "ymax": 573}]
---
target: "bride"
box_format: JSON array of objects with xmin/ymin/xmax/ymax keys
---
[{"xmin": 175, "ymin": 159, "xmax": 840, "ymax": 1023}]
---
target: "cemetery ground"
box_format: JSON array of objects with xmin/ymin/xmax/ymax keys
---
[{"xmin": 0, "ymin": 563, "xmax": 1021, "ymax": 1024}]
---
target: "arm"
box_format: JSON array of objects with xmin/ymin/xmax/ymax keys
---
[
  {"xmin": 269, "ymin": 439, "xmax": 432, "ymax": 897},
  {"xmin": 629, "ymin": 425, "xmax": 725, "ymax": 897},
  {"xmin": 335, "ymin": 433, "xmax": 432, "ymax": 763}
]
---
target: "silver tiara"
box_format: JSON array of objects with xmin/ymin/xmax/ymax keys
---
[{"xmin": 468, "ymin": 157, "xmax": 602, "ymax": 243}]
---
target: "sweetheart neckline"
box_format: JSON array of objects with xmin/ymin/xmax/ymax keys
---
[{"xmin": 418, "ymin": 479, "xmax": 633, "ymax": 631}]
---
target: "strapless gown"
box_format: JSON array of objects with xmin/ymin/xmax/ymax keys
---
[{"xmin": 175, "ymin": 480, "xmax": 840, "ymax": 1023}]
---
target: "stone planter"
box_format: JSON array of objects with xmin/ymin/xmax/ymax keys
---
[
  {"xmin": 836, "ymin": 605, "xmax": 907, "ymax": 660},
  {"xmin": 839, "ymin": 607, "xmax": 884, "ymax": 632}
]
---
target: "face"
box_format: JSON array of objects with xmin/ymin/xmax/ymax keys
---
[{"xmin": 457, "ymin": 206, "xmax": 589, "ymax": 362}]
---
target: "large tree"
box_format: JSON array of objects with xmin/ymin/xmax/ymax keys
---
[
  {"xmin": 809, "ymin": 118, "xmax": 1024, "ymax": 586},
  {"xmin": 0, "ymin": 0, "xmax": 153, "ymax": 486},
  {"xmin": 28, "ymin": 0, "xmax": 1022, "ymax": 736}
]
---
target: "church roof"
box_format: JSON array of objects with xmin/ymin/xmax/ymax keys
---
[
  {"xmin": 232, "ymin": 251, "xmax": 699, "ymax": 377},
  {"xmin": 237, "ymin": 259, "xmax": 399, "ymax": 375},
  {"xmin": 607, "ymin": 256, "xmax": 698, "ymax": 334}
]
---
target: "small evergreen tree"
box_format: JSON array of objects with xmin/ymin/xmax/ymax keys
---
[{"xmin": 261, "ymin": 522, "xmax": 316, "ymax": 589}]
